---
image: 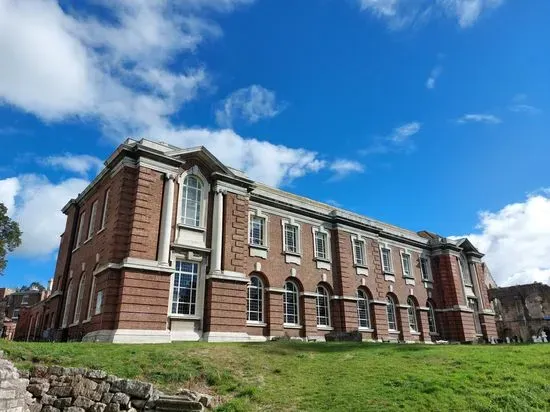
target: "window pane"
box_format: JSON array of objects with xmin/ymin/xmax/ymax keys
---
[
  {"xmin": 357, "ymin": 290, "xmax": 370, "ymax": 329},
  {"xmin": 316, "ymin": 286, "xmax": 330, "ymax": 327},
  {"xmin": 249, "ymin": 216, "xmax": 265, "ymax": 246},
  {"xmin": 402, "ymin": 254, "xmax": 411, "ymax": 277},
  {"xmin": 387, "ymin": 296, "xmax": 397, "ymax": 330},
  {"xmin": 247, "ymin": 276, "xmax": 263, "ymax": 322},
  {"xmin": 315, "ymin": 232, "xmax": 327, "ymax": 259},
  {"xmin": 285, "ymin": 224, "xmax": 298, "ymax": 253},
  {"xmin": 284, "ymin": 282, "xmax": 299, "ymax": 324},
  {"xmin": 171, "ymin": 261, "xmax": 199, "ymax": 315},
  {"xmin": 407, "ymin": 298, "xmax": 417, "ymax": 332},
  {"xmin": 421, "ymin": 258, "xmax": 429, "ymax": 280},
  {"xmin": 382, "ymin": 248, "xmax": 391, "ymax": 272},
  {"xmin": 182, "ymin": 176, "xmax": 202, "ymax": 227}
]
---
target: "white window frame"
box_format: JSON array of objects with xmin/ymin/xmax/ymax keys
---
[
  {"xmin": 420, "ymin": 256, "xmax": 432, "ymax": 281},
  {"xmin": 386, "ymin": 295, "xmax": 398, "ymax": 331},
  {"xmin": 282, "ymin": 219, "xmax": 301, "ymax": 254},
  {"xmin": 459, "ymin": 256, "xmax": 473, "ymax": 286},
  {"xmin": 75, "ymin": 211, "xmax": 86, "ymax": 248},
  {"xmin": 176, "ymin": 166, "xmax": 209, "ymax": 230},
  {"xmin": 283, "ymin": 280, "xmax": 300, "ymax": 326},
  {"xmin": 407, "ymin": 297, "xmax": 418, "ymax": 332},
  {"xmin": 73, "ymin": 275, "xmax": 86, "ymax": 324},
  {"xmin": 315, "ymin": 285, "xmax": 331, "ymax": 328},
  {"xmin": 248, "ymin": 211, "xmax": 267, "ymax": 247},
  {"xmin": 247, "ymin": 276, "xmax": 264, "ymax": 323},
  {"xmin": 357, "ymin": 289, "xmax": 371, "ymax": 330},
  {"xmin": 62, "ymin": 280, "xmax": 73, "ymax": 328},
  {"xmin": 427, "ymin": 301, "xmax": 437, "ymax": 334},
  {"xmin": 313, "ymin": 226, "xmax": 331, "ymax": 261},
  {"xmin": 100, "ymin": 188, "xmax": 110, "ymax": 230},
  {"xmin": 401, "ymin": 251, "xmax": 413, "ymax": 279},
  {"xmin": 380, "ymin": 245, "xmax": 393, "ymax": 273},
  {"xmin": 94, "ymin": 290, "xmax": 104, "ymax": 315},
  {"xmin": 21, "ymin": 294, "xmax": 29, "ymax": 305},
  {"xmin": 86, "ymin": 275, "xmax": 97, "ymax": 320},
  {"xmin": 87, "ymin": 200, "xmax": 98, "ymax": 240},
  {"xmin": 170, "ymin": 260, "xmax": 200, "ymax": 316},
  {"xmin": 352, "ymin": 236, "xmax": 367, "ymax": 267}
]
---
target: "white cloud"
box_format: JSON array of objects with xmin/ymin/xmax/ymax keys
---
[
  {"xmin": 426, "ymin": 65, "xmax": 442, "ymax": 89},
  {"xmin": 41, "ymin": 154, "xmax": 104, "ymax": 177},
  {"xmin": 0, "ymin": 0, "xmax": 328, "ymax": 188},
  {"xmin": 0, "ymin": 175, "xmax": 89, "ymax": 258},
  {"xmin": 358, "ymin": 0, "xmax": 503, "ymax": 29},
  {"xmin": 329, "ymin": 159, "xmax": 364, "ymax": 179},
  {"xmin": 456, "ymin": 113, "xmax": 502, "ymax": 124},
  {"xmin": 508, "ymin": 94, "xmax": 541, "ymax": 115},
  {"xmin": 453, "ymin": 190, "xmax": 550, "ymax": 286},
  {"xmin": 390, "ymin": 122, "xmax": 421, "ymax": 142},
  {"xmin": 360, "ymin": 121, "xmax": 421, "ymax": 155},
  {"xmin": 216, "ymin": 85, "xmax": 285, "ymax": 128}
]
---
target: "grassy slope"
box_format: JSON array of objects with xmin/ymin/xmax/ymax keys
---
[{"xmin": 1, "ymin": 340, "xmax": 549, "ymax": 412}]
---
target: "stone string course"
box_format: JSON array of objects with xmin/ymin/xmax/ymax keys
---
[{"xmin": 0, "ymin": 351, "xmax": 213, "ymax": 412}]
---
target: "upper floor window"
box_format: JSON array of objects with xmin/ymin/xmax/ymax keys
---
[
  {"xmin": 316, "ymin": 286, "xmax": 330, "ymax": 327},
  {"xmin": 459, "ymin": 257, "xmax": 473, "ymax": 286},
  {"xmin": 401, "ymin": 253, "xmax": 412, "ymax": 278},
  {"xmin": 181, "ymin": 175, "xmax": 203, "ymax": 227},
  {"xmin": 21, "ymin": 294, "xmax": 29, "ymax": 305},
  {"xmin": 247, "ymin": 276, "xmax": 264, "ymax": 323},
  {"xmin": 95, "ymin": 290, "xmax": 104, "ymax": 315},
  {"xmin": 87, "ymin": 201, "xmax": 98, "ymax": 240},
  {"xmin": 386, "ymin": 295, "xmax": 397, "ymax": 331},
  {"xmin": 420, "ymin": 257, "xmax": 431, "ymax": 281},
  {"xmin": 314, "ymin": 230, "xmax": 328, "ymax": 260},
  {"xmin": 283, "ymin": 280, "xmax": 299, "ymax": 325},
  {"xmin": 12, "ymin": 308, "xmax": 20, "ymax": 320},
  {"xmin": 87, "ymin": 275, "xmax": 97, "ymax": 320},
  {"xmin": 284, "ymin": 223, "xmax": 300, "ymax": 254},
  {"xmin": 468, "ymin": 297, "xmax": 482, "ymax": 334},
  {"xmin": 357, "ymin": 289, "xmax": 371, "ymax": 329},
  {"xmin": 353, "ymin": 239, "xmax": 366, "ymax": 266},
  {"xmin": 427, "ymin": 301, "xmax": 437, "ymax": 333},
  {"xmin": 381, "ymin": 247, "xmax": 393, "ymax": 273},
  {"xmin": 407, "ymin": 297, "xmax": 418, "ymax": 332},
  {"xmin": 73, "ymin": 275, "xmax": 86, "ymax": 324},
  {"xmin": 249, "ymin": 215, "xmax": 266, "ymax": 247},
  {"xmin": 171, "ymin": 261, "xmax": 199, "ymax": 316},
  {"xmin": 100, "ymin": 188, "xmax": 110, "ymax": 230},
  {"xmin": 75, "ymin": 211, "xmax": 86, "ymax": 248},
  {"xmin": 62, "ymin": 280, "xmax": 73, "ymax": 328}
]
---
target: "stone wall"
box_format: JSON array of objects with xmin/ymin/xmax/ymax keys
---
[{"xmin": 0, "ymin": 352, "xmax": 213, "ymax": 412}]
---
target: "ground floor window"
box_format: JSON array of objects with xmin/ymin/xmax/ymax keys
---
[
  {"xmin": 387, "ymin": 295, "xmax": 397, "ymax": 331},
  {"xmin": 316, "ymin": 286, "xmax": 330, "ymax": 327},
  {"xmin": 407, "ymin": 297, "xmax": 418, "ymax": 332},
  {"xmin": 357, "ymin": 289, "xmax": 371, "ymax": 329},
  {"xmin": 468, "ymin": 297, "xmax": 482, "ymax": 335},
  {"xmin": 284, "ymin": 281, "xmax": 299, "ymax": 325},
  {"xmin": 427, "ymin": 301, "xmax": 437, "ymax": 333},
  {"xmin": 247, "ymin": 276, "xmax": 264, "ymax": 322},
  {"xmin": 171, "ymin": 261, "xmax": 199, "ymax": 316}
]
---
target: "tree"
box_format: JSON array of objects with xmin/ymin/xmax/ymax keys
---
[
  {"xmin": 0, "ymin": 202, "xmax": 21, "ymax": 275},
  {"xmin": 20, "ymin": 282, "xmax": 46, "ymax": 292}
]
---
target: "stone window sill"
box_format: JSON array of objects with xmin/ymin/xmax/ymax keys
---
[
  {"xmin": 317, "ymin": 326, "xmax": 333, "ymax": 331},
  {"xmin": 84, "ymin": 237, "xmax": 92, "ymax": 245},
  {"xmin": 249, "ymin": 243, "xmax": 268, "ymax": 250},
  {"xmin": 97, "ymin": 227, "xmax": 106, "ymax": 235},
  {"xmin": 388, "ymin": 329, "xmax": 400, "ymax": 334},
  {"xmin": 283, "ymin": 324, "xmax": 303, "ymax": 329},
  {"xmin": 384, "ymin": 273, "xmax": 396, "ymax": 282},
  {"xmin": 410, "ymin": 331, "xmax": 421, "ymax": 336},
  {"xmin": 169, "ymin": 314, "xmax": 201, "ymax": 320},
  {"xmin": 358, "ymin": 327, "xmax": 374, "ymax": 333},
  {"xmin": 82, "ymin": 319, "xmax": 91, "ymax": 324},
  {"xmin": 284, "ymin": 250, "xmax": 301, "ymax": 257},
  {"xmin": 314, "ymin": 257, "xmax": 331, "ymax": 263},
  {"xmin": 178, "ymin": 224, "xmax": 206, "ymax": 233},
  {"xmin": 354, "ymin": 264, "xmax": 368, "ymax": 269},
  {"xmin": 429, "ymin": 332, "xmax": 439, "ymax": 336},
  {"xmin": 71, "ymin": 246, "xmax": 80, "ymax": 254},
  {"xmin": 246, "ymin": 321, "xmax": 267, "ymax": 327}
]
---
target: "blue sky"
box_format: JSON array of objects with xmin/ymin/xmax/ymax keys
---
[{"xmin": 1, "ymin": 0, "xmax": 549, "ymax": 288}]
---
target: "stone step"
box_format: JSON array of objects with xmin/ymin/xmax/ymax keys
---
[{"xmin": 155, "ymin": 396, "xmax": 204, "ymax": 411}]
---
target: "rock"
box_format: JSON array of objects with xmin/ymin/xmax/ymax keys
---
[
  {"xmin": 42, "ymin": 406, "xmax": 61, "ymax": 412},
  {"xmin": 96, "ymin": 381, "xmax": 111, "ymax": 395},
  {"xmin": 66, "ymin": 407, "xmax": 86, "ymax": 412},
  {"xmin": 177, "ymin": 389, "xmax": 199, "ymax": 401},
  {"xmin": 30, "ymin": 366, "xmax": 48, "ymax": 378},
  {"xmin": 48, "ymin": 385, "xmax": 73, "ymax": 397},
  {"xmin": 41, "ymin": 393, "xmax": 55, "ymax": 405},
  {"xmin": 47, "ymin": 366, "xmax": 65, "ymax": 376},
  {"xmin": 131, "ymin": 399, "xmax": 146, "ymax": 409},
  {"xmin": 112, "ymin": 392, "xmax": 130, "ymax": 406},
  {"xmin": 19, "ymin": 369, "xmax": 30, "ymax": 379},
  {"xmin": 111, "ymin": 379, "xmax": 153, "ymax": 399},
  {"xmin": 27, "ymin": 382, "xmax": 50, "ymax": 397},
  {"xmin": 28, "ymin": 401, "xmax": 42, "ymax": 412},
  {"xmin": 53, "ymin": 397, "xmax": 73, "ymax": 409},
  {"xmin": 105, "ymin": 402, "xmax": 121, "ymax": 412},
  {"xmin": 29, "ymin": 377, "xmax": 49, "ymax": 385},
  {"xmin": 199, "ymin": 394, "xmax": 214, "ymax": 408},
  {"xmin": 90, "ymin": 402, "xmax": 107, "ymax": 412},
  {"xmin": 72, "ymin": 376, "xmax": 99, "ymax": 398},
  {"xmin": 73, "ymin": 395, "xmax": 95, "ymax": 409},
  {"xmin": 101, "ymin": 392, "xmax": 114, "ymax": 404},
  {"xmin": 86, "ymin": 369, "xmax": 108, "ymax": 380},
  {"xmin": 105, "ymin": 375, "xmax": 118, "ymax": 384}
]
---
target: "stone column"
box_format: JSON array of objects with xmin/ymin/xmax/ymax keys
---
[
  {"xmin": 371, "ymin": 301, "xmax": 389, "ymax": 341},
  {"xmin": 210, "ymin": 188, "xmax": 225, "ymax": 274},
  {"xmin": 158, "ymin": 174, "xmax": 176, "ymax": 265},
  {"xmin": 302, "ymin": 294, "xmax": 318, "ymax": 338},
  {"xmin": 417, "ymin": 307, "xmax": 432, "ymax": 343},
  {"xmin": 398, "ymin": 306, "xmax": 412, "ymax": 342}
]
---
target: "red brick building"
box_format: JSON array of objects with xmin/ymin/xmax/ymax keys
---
[{"xmin": 16, "ymin": 139, "xmax": 497, "ymax": 343}]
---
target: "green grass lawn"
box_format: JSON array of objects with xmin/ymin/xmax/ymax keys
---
[{"xmin": 1, "ymin": 340, "xmax": 549, "ymax": 411}]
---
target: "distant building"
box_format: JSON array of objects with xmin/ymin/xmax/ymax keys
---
[
  {"xmin": 1, "ymin": 288, "xmax": 48, "ymax": 340},
  {"xmin": 15, "ymin": 139, "xmax": 497, "ymax": 344},
  {"xmin": 488, "ymin": 283, "xmax": 550, "ymax": 342}
]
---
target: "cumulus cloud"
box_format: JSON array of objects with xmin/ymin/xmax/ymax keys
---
[
  {"xmin": 0, "ymin": 0, "xmax": 327, "ymax": 187},
  {"xmin": 358, "ymin": 0, "xmax": 503, "ymax": 29},
  {"xmin": 329, "ymin": 159, "xmax": 364, "ymax": 179},
  {"xmin": 216, "ymin": 85, "xmax": 285, "ymax": 128},
  {"xmin": 454, "ymin": 190, "xmax": 550, "ymax": 287},
  {"xmin": 456, "ymin": 114, "xmax": 501, "ymax": 124},
  {"xmin": 0, "ymin": 175, "xmax": 89, "ymax": 257},
  {"xmin": 40, "ymin": 154, "xmax": 104, "ymax": 177}
]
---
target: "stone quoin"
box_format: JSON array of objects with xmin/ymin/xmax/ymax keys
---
[{"xmin": 14, "ymin": 139, "xmax": 497, "ymax": 344}]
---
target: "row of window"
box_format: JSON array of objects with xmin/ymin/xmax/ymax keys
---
[
  {"xmin": 245, "ymin": 276, "xmax": 438, "ymax": 334},
  {"xmin": 74, "ymin": 188, "xmax": 110, "ymax": 249},
  {"xmin": 62, "ymin": 274, "xmax": 103, "ymax": 327}
]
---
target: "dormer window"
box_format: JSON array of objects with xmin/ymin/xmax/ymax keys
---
[{"xmin": 181, "ymin": 175, "xmax": 203, "ymax": 227}]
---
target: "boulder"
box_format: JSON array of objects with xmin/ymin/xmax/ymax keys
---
[{"xmin": 73, "ymin": 395, "xmax": 95, "ymax": 409}]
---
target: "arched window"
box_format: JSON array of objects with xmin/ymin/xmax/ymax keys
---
[
  {"xmin": 86, "ymin": 275, "xmax": 97, "ymax": 320},
  {"xmin": 62, "ymin": 280, "xmax": 73, "ymax": 328},
  {"xmin": 427, "ymin": 301, "xmax": 437, "ymax": 333},
  {"xmin": 386, "ymin": 295, "xmax": 397, "ymax": 331},
  {"xmin": 284, "ymin": 281, "xmax": 299, "ymax": 325},
  {"xmin": 181, "ymin": 175, "xmax": 203, "ymax": 227},
  {"xmin": 316, "ymin": 286, "xmax": 330, "ymax": 327},
  {"xmin": 247, "ymin": 276, "xmax": 264, "ymax": 323},
  {"xmin": 407, "ymin": 297, "xmax": 418, "ymax": 332},
  {"xmin": 357, "ymin": 289, "xmax": 371, "ymax": 329},
  {"xmin": 73, "ymin": 275, "xmax": 86, "ymax": 323}
]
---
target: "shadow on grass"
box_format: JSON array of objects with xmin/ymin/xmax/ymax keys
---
[{"xmin": 243, "ymin": 341, "xmax": 435, "ymax": 355}]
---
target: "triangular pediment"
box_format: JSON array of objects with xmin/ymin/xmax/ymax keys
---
[{"xmin": 166, "ymin": 146, "xmax": 234, "ymax": 177}]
